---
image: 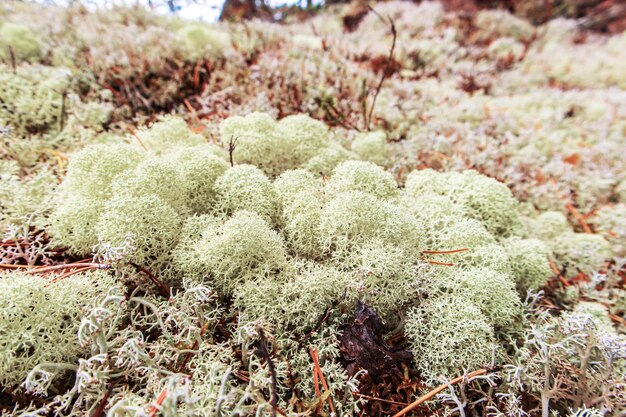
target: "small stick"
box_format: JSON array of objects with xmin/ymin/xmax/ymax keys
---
[
  {"xmin": 131, "ymin": 263, "xmax": 170, "ymax": 298},
  {"xmin": 365, "ymin": 6, "xmax": 396, "ymax": 130},
  {"xmin": 0, "ymin": 264, "xmax": 30, "ymax": 269},
  {"xmin": 392, "ymin": 368, "xmax": 488, "ymax": 417},
  {"xmin": 422, "ymin": 248, "xmax": 470, "ymax": 255},
  {"xmin": 228, "ymin": 136, "xmax": 238, "ymax": 167},
  {"xmin": 8, "ymin": 45, "xmax": 16, "ymax": 72},
  {"xmin": 353, "ymin": 392, "xmax": 409, "ymax": 406},
  {"xmin": 91, "ymin": 383, "xmax": 113, "ymax": 417}
]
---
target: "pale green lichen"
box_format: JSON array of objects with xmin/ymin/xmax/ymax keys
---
[
  {"xmin": 304, "ymin": 143, "xmax": 359, "ymax": 176},
  {"xmin": 0, "ymin": 271, "xmax": 116, "ymax": 389},
  {"xmin": 0, "ymin": 23, "xmax": 42, "ymax": 62},
  {"xmin": 48, "ymin": 196, "xmax": 104, "ymax": 254},
  {"xmin": 429, "ymin": 268, "xmax": 521, "ymax": 327},
  {"xmin": 329, "ymin": 160, "xmax": 397, "ymax": 200},
  {"xmin": 176, "ymin": 23, "xmax": 231, "ymax": 60},
  {"xmin": 319, "ymin": 190, "xmax": 420, "ymax": 261},
  {"xmin": 274, "ymin": 169, "xmax": 323, "ymax": 208},
  {"xmin": 552, "ymin": 232, "xmax": 612, "ymax": 274},
  {"xmin": 213, "ymin": 164, "xmax": 278, "ymax": 222},
  {"xmin": 405, "ymin": 295, "xmax": 495, "ymax": 384},
  {"xmin": 111, "ymin": 158, "xmax": 188, "ymax": 214},
  {"xmin": 350, "ymin": 131, "xmax": 388, "ymax": 166},
  {"xmin": 60, "ymin": 143, "xmax": 145, "ymax": 200},
  {"xmin": 166, "ymin": 146, "xmax": 229, "ymax": 214},
  {"xmin": 194, "ymin": 210, "xmax": 289, "ymax": 295},
  {"xmin": 135, "ymin": 115, "xmax": 205, "ymax": 155},
  {"xmin": 506, "ymin": 238, "xmax": 553, "ymax": 293},
  {"xmin": 219, "ymin": 112, "xmax": 330, "ymax": 176},
  {"xmin": 96, "ymin": 194, "xmax": 182, "ymax": 266}
]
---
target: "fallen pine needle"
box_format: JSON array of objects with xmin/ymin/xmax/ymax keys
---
[
  {"xmin": 392, "ymin": 368, "xmax": 487, "ymax": 417},
  {"xmin": 353, "ymin": 392, "xmax": 409, "ymax": 406},
  {"xmin": 422, "ymin": 248, "xmax": 470, "ymax": 255},
  {"xmin": 427, "ymin": 260, "xmax": 455, "ymax": 266},
  {"xmin": 148, "ymin": 388, "xmax": 168, "ymax": 417},
  {"xmin": 310, "ymin": 347, "xmax": 335, "ymax": 415},
  {"xmin": 566, "ymin": 203, "xmax": 593, "ymax": 234}
]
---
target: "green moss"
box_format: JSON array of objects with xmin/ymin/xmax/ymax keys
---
[
  {"xmin": 406, "ymin": 169, "xmax": 522, "ymax": 237},
  {"xmin": 274, "ymin": 169, "xmax": 323, "ymax": 208},
  {"xmin": 531, "ymin": 211, "xmax": 571, "ymax": 240},
  {"xmin": 235, "ymin": 261, "xmax": 350, "ymax": 333},
  {"xmin": 281, "ymin": 191, "xmax": 324, "ymax": 258},
  {"xmin": 0, "ymin": 271, "xmax": 116, "ymax": 389},
  {"xmin": 351, "ymin": 241, "xmax": 422, "ymax": 323},
  {"xmin": 405, "ymin": 295, "xmax": 495, "ymax": 384},
  {"xmin": 506, "ymin": 238, "xmax": 553, "ymax": 293},
  {"xmin": 330, "ymin": 160, "xmax": 397, "ymax": 200},
  {"xmin": 195, "ymin": 211, "xmax": 289, "ymax": 295},
  {"xmin": 214, "ymin": 164, "xmax": 278, "ymax": 222},
  {"xmin": 350, "ymin": 131, "xmax": 388, "ymax": 166},
  {"xmin": 0, "ymin": 23, "xmax": 42, "ymax": 62},
  {"xmin": 96, "ymin": 194, "xmax": 182, "ymax": 266}
]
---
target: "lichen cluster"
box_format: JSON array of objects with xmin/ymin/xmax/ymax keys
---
[{"xmin": 1, "ymin": 1, "xmax": 625, "ymax": 416}]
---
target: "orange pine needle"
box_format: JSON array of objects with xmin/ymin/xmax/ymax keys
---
[
  {"xmin": 565, "ymin": 203, "xmax": 593, "ymax": 234},
  {"xmin": 422, "ymin": 248, "xmax": 470, "ymax": 255},
  {"xmin": 148, "ymin": 388, "xmax": 168, "ymax": 417},
  {"xmin": 392, "ymin": 369, "xmax": 487, "ymax": 417},
  {"xmin": 310, "ymin": 348, "xmax": 335, "ymax": 415},
  {"xmin": 427, "ymin": 260, "xmax": 455, "ymax": 266}
]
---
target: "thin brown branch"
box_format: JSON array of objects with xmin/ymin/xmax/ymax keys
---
[
  {"xmin": 131, "ymin": 263, "xmax": 171, "ymax": 298},
  {"xmin": 365, "ymin": 6, "xmax": 397, "ymax": 130}
]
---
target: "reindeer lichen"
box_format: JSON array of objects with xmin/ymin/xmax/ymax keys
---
[
  {"xmin": 330, "ymin": 160, "xmax": 397, "ymax": 200},
  {"xmin": 0, "ymin": 23, "xmax": 42, "ymax": 62},
  {"xmin": 0, "ymin": 271, "xmax": 116, "ymax": 389}
]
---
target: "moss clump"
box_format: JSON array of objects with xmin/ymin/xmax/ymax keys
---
[
  {"xmin": 194, "ymin": 211, "xmax": 289, "ymax": 295},
  {"xmin": 135, "ymin": 115, "xmax": 205, "ymax": 155},
  {"xmin": 506, "ymin": 238, "xmax": 553, "ymax": 293},
  {"xmin": 304, "ymin": 143, "xmax": 359, "ymax": 176},
  {"xmin": 330, "ymin": 160, "xmax": 397, "ymax": 200},
  {"xmin": 214, "ymin": 164, "xmax": 278, "ymax": 222},
  {"xmin": 405, "ymin": 295, "xmax": 495, "ymax": 384},
  {"xmin": 351, "ymin": 131, "xmax": 388, "ymax": 166},
  {"xmin": 96, "ymin": 194, "xmax": 182, "ymax": 266},
  {"xmin": 0, "ymin": 271, "xmax": 116, "ymax": 389},
  {"xmin": 48, "ymin": 197, "xmax": 104, "ymax": 254},
  {"xmin": 0, "ymin": 23, "xmax": 42, "ymax": 62},
  {"xmin": 166, "ymin": 146, "xmax": 229, "ymax": 214},
  {"xmin": 528, "ymin": 211, "xmax": 571, "ymax": 240}
]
